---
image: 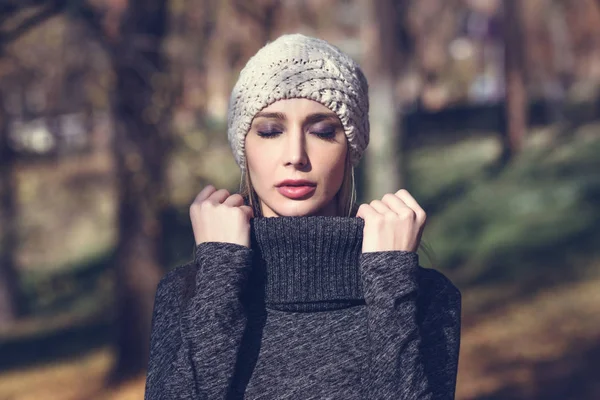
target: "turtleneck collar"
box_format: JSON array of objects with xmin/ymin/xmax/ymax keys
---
[{"xmin": 247, "ymin": 216, "xmax": 366, "ymax": 312}]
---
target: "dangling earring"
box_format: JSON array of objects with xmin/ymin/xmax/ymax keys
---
[
  {"xmin": 239, "ymin": 169, "xmax": 245, "ymax": 193},
  {"xmin": 241, "ymin": 168, "xmax": 261, "ymax": 217},
  {"xmin": 348, "ymin": 166, "xmax": 356, "ymax": 217}
]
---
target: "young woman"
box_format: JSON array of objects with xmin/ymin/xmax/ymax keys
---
[{"xmin": 144, "ymin": 34, "xmax": 461, "ymax": 399}]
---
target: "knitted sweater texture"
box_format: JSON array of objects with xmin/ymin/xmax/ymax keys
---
[{"xmin": 144, "ymin": 216, "xmax": 461, "ymax": 399}]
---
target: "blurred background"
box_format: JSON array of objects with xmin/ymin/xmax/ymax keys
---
[{"xmin": 0, "ymin": 0, "xmax": 599, "ymax": 398}]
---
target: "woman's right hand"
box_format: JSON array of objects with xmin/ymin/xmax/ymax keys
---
[{"xmin": 190, "ymin": 185, "xmax": 255, "ymax": 248}]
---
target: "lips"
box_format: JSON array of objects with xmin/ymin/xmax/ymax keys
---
[
  {"xmin": 277, "ymin": 185, "xmax": 316, "ymax": 199},
  {"xmin": 275, "ymin": 180, "xmax": 316, "ymax": 200},
  {"xmin": 276, "ymin": 179, "xmax": 316, "ymax": 187}
]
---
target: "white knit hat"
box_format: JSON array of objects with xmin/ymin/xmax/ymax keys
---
[{"xmin": 227, "ymin": 33, "xmax": 370, "ymax": 170}]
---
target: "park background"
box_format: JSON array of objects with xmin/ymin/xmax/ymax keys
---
[{"xmin": 1, "ymin": 0, "xmax": 599, "ymax": 398}]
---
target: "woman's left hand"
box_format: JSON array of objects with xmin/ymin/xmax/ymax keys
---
[{"xmin": 356, "ymin": 189, "xmax": 427, "ymax": 253}]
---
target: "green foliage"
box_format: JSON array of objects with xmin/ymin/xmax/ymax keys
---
[{"xmin": 410, "ymin": 125, "xmax": 600, "ymax": 286}]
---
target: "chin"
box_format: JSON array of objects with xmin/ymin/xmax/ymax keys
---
[
  {"xmin": 273, "ymin": 204, "xmax": 319, "ymax": 217},
  {"xmin": 266, "ymin": 197, "xmax": 329, "ymax": 217}
]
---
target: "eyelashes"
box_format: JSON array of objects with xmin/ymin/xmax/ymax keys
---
[
  {"xmin": 312, "ymin": 130, "xmax": 337, "ymax": 141},
  {"xmin": 256, "ymin": 130, "xmax": 281, "ymax": 138},
  {"xmin": 256, "ymin": 127, "xmax": 338, "ymax": 141}
]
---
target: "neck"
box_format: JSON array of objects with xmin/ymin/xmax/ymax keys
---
[{"xmin": 246, "ymin": 216, "xmax": 365, "ymax": 312}]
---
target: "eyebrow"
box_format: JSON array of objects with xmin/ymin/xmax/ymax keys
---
[
  {"xmin": 254, "ymin": 111, "xmax": 286, "ymax": 120},
  {"xmin": 253, "ymin": 111, "xmax": 339, "ymax": 124},
  {"xmin": 304, "ymin": 113, "xmax": 339, "ymax": 125}
]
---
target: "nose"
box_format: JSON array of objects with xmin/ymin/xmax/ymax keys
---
[{"xmin": 284, "ymin": 127, "xmax": 308, "ymax": 168}]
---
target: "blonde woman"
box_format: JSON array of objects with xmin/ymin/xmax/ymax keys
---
[{"xmin": 145, "ymin": 34, "xmax": 461, "ymax": 400}]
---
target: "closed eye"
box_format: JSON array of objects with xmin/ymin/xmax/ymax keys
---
[
  {"xmin": 257, "ymin": 130, "xmax": 282, "ymax": 138},
  {"xmin": 311, "ymin": 130, "xmax": 337, "ymax": 141}
]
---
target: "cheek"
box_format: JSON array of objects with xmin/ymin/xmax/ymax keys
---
[
  {"xmin": 320, "ymin": 147, "xmax": 347, "ymax": 192},
  {"xmin": 247, "ymin": 158, "xmax": 266, "ymax": 189},
  {"xmin": 246, "ymin": 140, "xmax": 274, "ymax": 190}
]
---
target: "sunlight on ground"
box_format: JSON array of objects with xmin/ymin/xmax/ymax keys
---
[
  {"xmin": 457, "ymin": 274, "xmax": 600, "ymax": 399},
  {"xmin": 0, "ymin": 348, "xmax": 145, "ymax": 400}
]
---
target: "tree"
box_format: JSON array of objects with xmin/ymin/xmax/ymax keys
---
[
  {"xmin": 502, "ymin": 0, "xmax": 528, "ymax": 163},
  {"xmin": 1, "ymin": 0, "xmax": 174, "ymax": 380},
  {"xmin": 360, "ymin": 0, "xmax": 407, "ymax": 200},
  {"xmin": 232, "ymin": 0, "xmax": 281, "ymax": 44},
  {"xmin": 0, "ymin": 89, "xmax": 23, "ymax": 326},
  {"xmin": 91, "ymin": 0, "xmax": 173, "ymax": 381},
  {"xmin": 0, "ymin": 0, "xmax": 71, "ymax": 328}
]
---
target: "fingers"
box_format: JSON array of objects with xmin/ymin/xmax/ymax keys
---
[
  {"xmin": 206, "ymin": 188, "xmax": 231, "ymax": 204},
  {"xmin": 393, "ymin": 189, "xmax": 422, "ymax": 212},
  {"xmin": 369, "ymin": 199, "xmax": 395, "ymax": 216},
  {"xmin": 394, "ymin": 189, "xmax": 426, "ymax": 222},
  {"xmin": 361, "ymin": 189, "xmax": 426, "ymax": 221},
  {"xmin": 356, "ymin": 203, "xmax": 378, "ymax": 220},
  {"xmin": 239, "ymin": 205, "xmax": 255, "ymax": 219},
  {"xmin": 194, "ymin": 185, "xmax": 216, "ymax": 203},
  {"xmin": 223, "ymin": 193, "xmax": 245, "ymax": 207},
  {"xmin": 381, "ymin": 193, "xmax": 411, "ymax": 216},
  {"xmin": 194, "ymin": 185, "xmax": 246, "ymax": 208},
  {"xmin": 192, "ymin": 185, "xmax": 251, "ymax": 223}
]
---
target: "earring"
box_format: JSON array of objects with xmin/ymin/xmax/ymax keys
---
[{"xmin": 349, "ymin": 167, "xmax": 356, "ymax": 217}]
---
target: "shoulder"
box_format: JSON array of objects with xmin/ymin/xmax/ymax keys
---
[
  {"xmin": 154, "ymin": 261, "xmax": 197, "ymax": 307},
  {"xmin": 416, "ymin": 266, "xmax": 461, "ymax": 311}
]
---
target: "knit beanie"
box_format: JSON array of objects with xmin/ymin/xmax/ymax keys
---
[{"xmin": 227, "ymin": 33, "xmax": 370, "ymax": 170}]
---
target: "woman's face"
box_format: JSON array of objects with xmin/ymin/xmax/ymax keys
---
[{"xmin": 245, "ymin": 98, "xmax": 348, "ymax": 217}]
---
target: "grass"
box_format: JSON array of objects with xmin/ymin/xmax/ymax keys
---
[{"xmin": 409, "ymin": 123, "xmax": 600, "ymax": 287}]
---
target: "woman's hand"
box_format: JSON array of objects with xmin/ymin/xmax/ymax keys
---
[
  {"xmin": 190, "ymin": 185, "xmax": 255, "ymax": 248},
  {"xmin": 356, "ymin": 189, "xmax": 427, "ymax": 253}
]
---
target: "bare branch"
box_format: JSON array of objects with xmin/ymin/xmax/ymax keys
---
[
  {"xmin": 0, "ymin": 0, "xmax": 67, "ymax": 45},
  {"xmin": 0, "ymin": 0, "xmax": 52, "ymax": 20},
  {"xmin": 0, "ymin": 0, "xmax": 113, "ymax": 58},
  {"xmin": 66, "ymin": 0, "xmax": 113, "ymax": 55}
]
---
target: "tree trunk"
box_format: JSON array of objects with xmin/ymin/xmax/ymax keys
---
[
  {"xmin": 0, "ymin": 94, "xmax": 23, "ymax": 327},
  {"xmin": 361, "ymin": 0, "xmax": 404, "ymax": 200},
  {"xmin": 0, "ymin": 1, "xmax": 68, "ymax": 329},
  {"xmin": 108, "ymin": 0, "xmax": 172, "ymax": 382},
  {"xmin": 502, "ymin": 0, "xmax": 527, "ymax": 162}
]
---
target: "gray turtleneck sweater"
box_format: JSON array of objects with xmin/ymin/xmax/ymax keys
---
[{"xmin": 144, "ymin": 216, "xmax": 461, "ymax": 399}]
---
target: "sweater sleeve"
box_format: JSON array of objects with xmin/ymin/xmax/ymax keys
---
[
  {"xmin": 144, "ymin": 242, "xmax": 253, "ymax": 400},
  {"xmin": 144, "ymin": 265, "xmax": 199, "ymax": 400},
  {"xmin": 183, "ymin": 241, "xmax": 254, "ymax": 398},
  {"xmin": 418, "ymin": 272, "xmax": 461, "ymax": 400},
  {"xmin": 359, "ymin": 250, "xmax": 460, "ymax": 400}
]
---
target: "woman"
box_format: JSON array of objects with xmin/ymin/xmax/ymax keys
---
[{"xmin": 144, "ymin": 34, "xmax": 461, "ymax": 399}]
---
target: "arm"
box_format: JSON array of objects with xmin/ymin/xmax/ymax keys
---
[
  {"xmin": 144, "ymin": 242, "xmax": 253, "ymax": 400},
  {"xmin": 182, "ymin": 241, "xmax": 254, "ymax": 398},
  {"xmin": 360, "ymin": 251, "xmax": 453, "ymax": 399},
  {"xmin": 144, "ymin": 265, "xmax": 199, "ymax": 400},
  {"xmin": 418, "ymin": 271, "xmax": 461, "ymax": 400}
]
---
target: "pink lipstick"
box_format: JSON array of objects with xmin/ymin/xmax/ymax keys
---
[{"xmin": 275, "ymin": 179, "xmax": 317, "ymax": 200}]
